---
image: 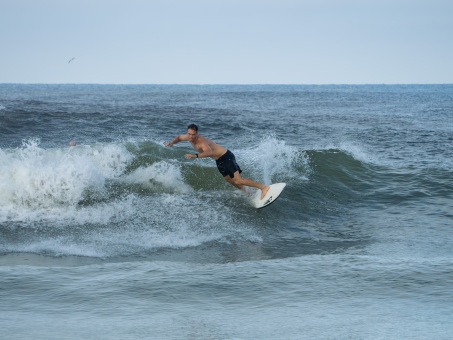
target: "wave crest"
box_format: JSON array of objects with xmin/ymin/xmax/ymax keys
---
[{"xmin": 0, "ymin": 139, "xmax": 133, "ymax": 215}]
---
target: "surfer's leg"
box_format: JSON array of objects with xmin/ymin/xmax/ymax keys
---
[
  {"xmin": 224, "ymin": 174, "xmax": 244, "ymax": 191},
  {"xmin": 226, "ymin": 171, "xmax": 270, "ymax": 199}
]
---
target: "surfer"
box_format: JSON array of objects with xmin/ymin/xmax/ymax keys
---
[{"xmin": 165, "ymin": 124, "xmax": 270, "ymax": 200}]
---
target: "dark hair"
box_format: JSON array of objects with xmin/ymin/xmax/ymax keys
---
[{"xmin": 187, "ymin": 124, "xmax": 198, "ymax": 132}]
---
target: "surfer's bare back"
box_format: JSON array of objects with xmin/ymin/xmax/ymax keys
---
[{"xmin": 165, "ymin": 124, "xmax": 269, "ymax": 199}]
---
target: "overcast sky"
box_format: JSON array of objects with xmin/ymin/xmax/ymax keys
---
[{"xmin": 1, "ymin": 0, "xmax": 452, "ymax": 84}]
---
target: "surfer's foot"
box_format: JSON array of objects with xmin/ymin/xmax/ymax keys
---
[{"xmin": 260, "ymin": 186, "xmax": 270, "ymax": 200}]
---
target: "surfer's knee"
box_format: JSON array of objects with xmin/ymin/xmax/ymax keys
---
[
  {"xmin": 229, "ymin": 176, "xmax": 242, "ymax": 186},
  {"xmin": 225, "ymin": 175, "xmax": 244, "ymax": 190},
  {"xmin": 224, "ymin": 175, "xmax": 233, "ymax": 184}
]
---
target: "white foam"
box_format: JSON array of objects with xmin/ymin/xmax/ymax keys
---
[
  {"xmin": 2, "ymin": 192, "xmax": 260, "ymax": 258},
  {"xmin": 239, "ymin": 134, "xmax": 307, "ymax": 184},
  {"xmin": 123, "ymin": 161, "xmax": 192, "ymax": 194},
  {"xmin": 0, "ymin": 139, "xmax": 133, "ymax": 221}
]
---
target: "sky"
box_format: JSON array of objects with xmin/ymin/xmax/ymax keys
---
[{"xmin": 1, "ymin": 0, "xmax": 452, "ymax": 84}]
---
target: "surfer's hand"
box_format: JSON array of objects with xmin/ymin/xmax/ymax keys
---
[
  {"xmin": 164, "ymin": 141, "xmax": 172, "ymax": 147},
  {"xmin": 184, "ymin": 153, "xmax": 197, "ymax": 159}
]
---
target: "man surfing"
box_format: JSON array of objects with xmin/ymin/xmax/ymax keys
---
[{"xmin": 165, "ymin": 124, "xmax": 270, "ymax": 200}]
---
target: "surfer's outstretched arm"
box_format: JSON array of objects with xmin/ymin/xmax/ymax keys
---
[{"xmin": 165, "ymin": 134, "xmax": 188, "ymax": 147}]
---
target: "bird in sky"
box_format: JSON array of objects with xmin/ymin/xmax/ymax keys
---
[{"xmin": 68, "ymin": 57, "xmax": 75, "ymax": 64}]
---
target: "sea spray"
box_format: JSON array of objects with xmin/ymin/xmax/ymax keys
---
[
  {"xmin": 0, "ymin": 139, "xmax": 133, "ymax": 219},
  {"xmin": 239, "ymin": 134, "xmax": 307, "ymax": 184},
  {"xmin": 123, "ymin": 161, "xmax": 192, "ymax": 194}
]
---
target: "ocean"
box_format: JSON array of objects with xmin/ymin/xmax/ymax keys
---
[{"xmin": 0, "ymin": 84, "xmax": 452, "ymax": 339}]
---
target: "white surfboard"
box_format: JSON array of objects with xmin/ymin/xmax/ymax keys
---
[{"xmin": 251, "ymin": 183, "xmax": 286, "ymax": 209}]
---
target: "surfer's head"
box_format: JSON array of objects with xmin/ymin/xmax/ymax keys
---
[
  {"xmin": 187, "ymin": 124, "xmax": 198, "ymax": 133},
  {"xmin": 187, "ymin": 124, "xmax": 198, "ymax": 142}
]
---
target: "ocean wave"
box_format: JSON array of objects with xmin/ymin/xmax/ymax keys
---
[
  {"xmin": 2, "ymin": 135, "xmax": 448, "ymax": 259},
  {"xmin": 0, "ymin": 136, "xmax": 297, "ymax": 258},
  {"xmin": 1, "ymin": 136, "xmax": 446, "ymax": 218}
]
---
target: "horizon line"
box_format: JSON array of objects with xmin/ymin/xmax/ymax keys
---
[{"xmin": 1, "ymin": 82, "xmax": 452, "ymax": 86}]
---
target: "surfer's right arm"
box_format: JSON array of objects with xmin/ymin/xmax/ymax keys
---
[{"xmin": 165, "ymin": 134, "xmax": 188, "ymax": 147}]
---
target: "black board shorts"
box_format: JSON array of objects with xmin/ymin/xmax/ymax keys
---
[{"xmin": 216, "ymin": 150, "xmax": 242, "ymax": 178}]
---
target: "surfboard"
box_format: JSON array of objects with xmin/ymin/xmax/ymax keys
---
[{"xmin": 251, "ymin": 183, "xmax": 286, "ymax": 209}]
